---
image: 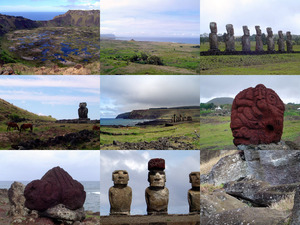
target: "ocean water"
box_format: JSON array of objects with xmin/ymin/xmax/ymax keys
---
[
  {"xmin": 0, "ymin": 12, "xmax": 65, "ymax": 21},
  {"xmin": 100, "ymin": 118, "xmax": 154, "ymax": 126},
  {"xmin": 116, "ymin": 36, "xmax": 200, "ymax": 44},
  {"xmin": 0, "ymin": 181, "xmax": 100, "ymax": 212}
]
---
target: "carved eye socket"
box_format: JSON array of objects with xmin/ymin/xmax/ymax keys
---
[
  {"xmin": 123, "ymin": 172, "xmax": 128, "ymax": 174},
  {"xmin": 267, "ymin": 93, "xmax": 277, "ymax": 105}
]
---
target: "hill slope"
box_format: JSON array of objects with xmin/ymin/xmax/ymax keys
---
[
  {"xmin": 116, "ymin": 106, "xmax": 200, "ymax": 120},
  {"xmin": 207, "ymin": 97, "xmax": 234, "ymax": 106},
  {"xmin": 0, "ymin": 98, "xmax": 56, "ymax": 122}
]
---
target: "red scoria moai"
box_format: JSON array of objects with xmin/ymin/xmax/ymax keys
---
[
  {"xmin": 24, "ymin": 166, "xmax": 86, "ymax": 212},
  {"xmin": 230, "ymin": 84, "xmax": 285, "ymax": 146}
]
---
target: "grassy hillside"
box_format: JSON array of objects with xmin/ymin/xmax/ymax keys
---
[
  {"xmin": 200, "ymin": 41, "xmax": 300, "ymax": 74},
  {"xmin": 207, "ymin": 97, "xmax": 234, "ymax": 105}
]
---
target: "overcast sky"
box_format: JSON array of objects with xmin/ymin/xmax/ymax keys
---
[
  {"xmin": 201, "ymin": 0, "xmax": 300, "ymax": 36},
  {"xmin": 100, "ymin": 76, "xmax": 200, "ymax": 118},
  {"xmin": 0, "ymin": 0, "xmax": 99, "ymax": 12},
  {"xmin": 0, "ymin": 76, "xmax": 100, "ymax": 120},
  {"xmin": 101, "ymin": 0, "xmax": 199, "ymax": 37},
  {"xmin": 100, "ymin": 150, "xmax": 200, "ymax": 215},
  {"xmin": 200, "ymin": 75, "xmax": 300, "ymax": 104},
  {"xmin": 0, "ymin": 150, "xmax": 100, "ymax": 182}
]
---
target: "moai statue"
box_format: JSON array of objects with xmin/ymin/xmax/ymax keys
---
[
  {"xmin": 109, "ymin": 170, "xmax": 132, "ymax": 215},
  {"xmin": 255, "ymin": 26, "xmax": 264, "ymax": 51},
  {"xmin": 242, "ymin": 26, "xmax": 251, "ymax": 52},
  {"xmin": 179, "ymin": 114, "xmax": 183, "ymax": 122},
  {"xmin": 172, "ymin": 114, "xmax": 176, "ymax": 123},
  {"xmin": 266, "ymin": 27, "xmax": 275, "ymax": 51},
  {"xmin": 145, "ymin": 158, "xmax": 169, "ymax": 215},
  {"xmin": 277, "ymin": 31, "xmax": 285, "ymax": 52},
  {"xmin": 286, "ymin": 31, "xmax": 293, "ymax": 53},
  {"xmin": 209, "ymin": 22, "xmax": 219, "ymax": 51},
  {"xmin": 188, "ymin": 172, "xmax": 200, "ymax": 214},
  {"xmin": 78, "ymin": 102, "xmax": 88, "ymax": 119},
  {"xmin": 225, "ymin": 24, "xmax": 235, "ymax": 51}
]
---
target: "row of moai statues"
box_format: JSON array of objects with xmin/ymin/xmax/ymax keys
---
[
  {"xmin": 109, "ymin": 158, "xmax": 200, "ymax": 215},
  {"xmin": 171, "ymin": 114, "xmax": 193, "ymax": 123},
  {"xmin": 209, "ymin": 22, "xmax": 293, "ymax": 52}
]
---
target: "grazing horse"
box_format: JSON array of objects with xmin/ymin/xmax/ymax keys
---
[
  {"xmin": 7, "ymin": 122, "xmax": 19, "ymax": 131},
  {"xmin": 92, "ymin": 125, "xmax": 100, "ymax": 131},
  {"xmin": 20, "ymin": 123, "xmax": 33, "ymax": 133}
]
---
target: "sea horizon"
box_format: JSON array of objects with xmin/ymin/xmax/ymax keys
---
[
  {"xmin": 116, "ymin": 36, "xmax": 200, "ymax": 44},
  {"xmin": 0, "ymin": 180, "xmax": 100, "ymax": 212},
  {"xmin": 0, "ymin": 12, "xmax": 66, "ymax": 21},
  {"xmin": 100, "ymin": 118, "xmax": 154, "ymax": 126}
]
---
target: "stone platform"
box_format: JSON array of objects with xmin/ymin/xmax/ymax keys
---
[
  {"xmin": 100, "ymin": 213, "xmax": 200, "ymax": 225},
  {"xmin": 200, "ymin": 50, "xmax": 300, "ymax": 56}
]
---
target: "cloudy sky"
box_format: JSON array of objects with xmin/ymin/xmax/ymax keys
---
[
  {"xmin": 0, "ymin": 76, "xmax": 100, "ymax": 120},
  {"xmin": 200, "ymin": 75, "xmax": 300, "ymax": 104},
  {"xmin": 0, "ymin": 0, "xmax": 99, "ymax": 12},
  {"xmin": 100, "ymin": 76, "xmax": 200, "ymax": 118},
  {"xmin": 201, "ymin": 0, "xmax": 300, "ymax": 36},
  {"xmin": 101, "ymin": 0, "xmax": 200, "ymax": 37},
  {"xmin": 0, "ymin": 150, "xmax": 100, "ymax": 183},
  {"xmin": 100, "ymin": 150, "xmax": 200, "ymax": 215}
]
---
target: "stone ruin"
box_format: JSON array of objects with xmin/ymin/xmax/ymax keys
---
[
  {"xmin": 24, "ymin": 166, "xmax": 86, "ymax": 223},
  {"xmin": 225, "ymin": 24, "xmax": 235, "ymax": 52},
  {"xmin": 188, "ymin": 172, "xmax": 200, "ymax": 214},
  {"xmin": 209, "ymin": 22, "xmax": 219, "ymax": 52},
  {"xmin": 145, "ymin": 158, "xmax": 169, "ymax": 215},
  {"xmin": 230, "ymin": 84, "xmax": 285, "ymax": 146},
  {"xmin": 277, "ymin": 30, "xmax": 285, "ymax": 52},
  {"xmin": 171, "ymin": 114, "xmax": 192, "ymax": 123},
  {"xmin": 242, "ymin": 26, "xmax": 250, "ymax": 52},
  {"xmin": 109, "ymin": 170, "xmax": 132, "ymax": 215},
  {"xmin": 78, "ymin": 102, "xmax": 88, "ymax": 119}
]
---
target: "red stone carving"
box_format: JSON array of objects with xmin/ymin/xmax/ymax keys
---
[
  {"xmin": 148, "ymin": 158, "xmax": 165, "ymax": 170},
  {"xmin": 24, "ymin": 166, "xmax": 86, "ymax": 211},
  {"xmin": 230, "ymin": 84, "xmax": 285, "ymax": 146}
]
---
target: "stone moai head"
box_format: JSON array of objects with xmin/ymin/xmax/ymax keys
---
[
  {"xmin": 210, "ymin": 22, "xmax": 217, "ymax": 34},
  {"xmin": 267, "ymin": 27, "xmax": 273, "ymax": 37},
  {"xmin": 287, "ymin": 31, "xmax": 292, "ymax": 40},
  {"xmin": 112, "ymin": 170, "xmax": 129, "ymax": 186},
  {"xmin": 79, "ymin": 102, "xmax": 87, "ymax": 109},
  {"xmin": 243, "ymin": 26, "xmax": 250, "ymax": 36},
  {"xmin": 189, "ymin": 172, "xmax": 200, "ymax": 188},
  {"xmin": 226, "ymin": 24, "xmax": 234, "ymax": 35},
  {"xmin": 255, "ymin": 26, "xmax": 262, "ymax": 35},
  {"xmin": 148, "ymin": 158, "xmax": 166, "ymax": 188},
  {"xmin": 278, "ymin": 30, "xmax": 284, "ymax": 39}
]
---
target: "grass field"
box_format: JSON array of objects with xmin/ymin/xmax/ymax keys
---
[
  {"xmin": 100, "ymin": 39, "xmax": 200, "ymax": 75},
  {"xmin": 100, "ymin": 121, "xmax": 200, "ymax": 150},
  {"xmin": 200, "ymin": 41, "xmax": 300, "ymax": 74},
  {"xmin": 200, "ymin": 114, "xmax": 300, "ymax": 150}
]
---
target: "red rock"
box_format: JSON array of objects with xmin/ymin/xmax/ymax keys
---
[
  {"xmin": 148, "ymin": 158, "xmax": 165, "ymax": 170},
  {"xmin": 24, "ymin": 166, "xmax": 86, "ymax": 211},
  {"xmin": 231, "ymin": 84, "xmax": 285, "ymax": 146}
]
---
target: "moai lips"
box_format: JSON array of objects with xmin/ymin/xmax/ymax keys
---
[{"xmin": 231, "ymin": 84, "xmax": 285, "ymax": 146}]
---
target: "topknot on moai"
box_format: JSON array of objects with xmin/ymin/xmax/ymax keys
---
[
  {"xmin": 209, "ymin": 22, "xmax": 220, "ymax": 52},
  {"xmin": 148, "ymin": 158, "xmax": 165, "ymax": 170},
  {"xmin": 230, "ymin": 84, "xmax": 285, "ymax": 146}
]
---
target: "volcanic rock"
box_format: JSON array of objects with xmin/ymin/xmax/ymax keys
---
[
  {"xmin": 8, "ymin": 181, "xmax": 29, "ymax": 217},
  {"xmin": 24, "ymin": 166, "xmax": 86, "ymax": 211}
]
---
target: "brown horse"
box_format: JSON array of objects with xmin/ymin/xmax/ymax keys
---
[
  {"xmin": 92, "ymin": 125, "xmax": 100, "ymax": 131},
  {"xmin": 20, "ymin": 123, "xmax": 33, "ymax": 133},
  {"xmin": 7, "ymin": 122, "xmax": 19, "ymax": 131}
]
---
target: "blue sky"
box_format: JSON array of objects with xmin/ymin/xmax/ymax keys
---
[
  {"xmin": 0, "ymin": 76, "xmax": 100, "ymax": 120},
  {"xmin": 101, "ymin": 0, "xmax": 200, "ymax": 37},
  {"xmin": 0, "ymin": 0, "xmax": 100, "ymax": 12},
  {"xmin": 100, "ymin": 150, "xmax": 200, "ymax": 215}
]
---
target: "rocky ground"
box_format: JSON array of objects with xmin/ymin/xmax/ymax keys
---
[{"xmin": 200, "ymin": 149, "xmax": 300, "ymax": 224}]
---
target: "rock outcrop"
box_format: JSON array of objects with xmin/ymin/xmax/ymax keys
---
[{"xmin": 8, "ymin": 182, "xmax": 29, "ymax": 217}]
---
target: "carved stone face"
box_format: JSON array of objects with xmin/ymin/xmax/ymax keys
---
[
  {"xmin": 210, "ymin": 22, "xmax": 217, "ymax": 33},
  {"xmin": 148, "ymin": 170, "xmax": 166, "ymax": 187},
  {"xmin": 189, "ymin": 172, "xmax": 200, "ymax": 188},
  {"xmin": 267, "ymin": 28, "xmax": 273, "ymax": 37},
  {"xmin": 226, "ymin": 24, "xmax": 234, "ymax": 35},
  {"xmin": 112, "ymin": 170, "xmax": 129, "ymax": 185},
  {"xmin": 287, "ymin": 31, "xmax": 292, "ymax": 39},
  {"xmin": 243, "ymin": 26, "xmax": 249, "ymax": 36},
  {"xmin": 278, "ymin": 31, "xmax": 283, "ymax": 39},
  {"xmin": 255, "ymin": 26, "xmax": 261, "ymax": 35},
  {"xmin": 79, "ymin": 102, "xmax": 87, "ymax": 109}
]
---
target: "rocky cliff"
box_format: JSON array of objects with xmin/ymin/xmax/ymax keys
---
[{"xmin": 116, "ymin": 106, "xmax": 200, "ymax": 120}]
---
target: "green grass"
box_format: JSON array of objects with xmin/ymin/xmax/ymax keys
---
[
  {"xmin": 200, "ymin": 41, "xmax": 300, "ymax": 74},
  {"xmin": 100, "ymin": 39, "xmax": 199, "ymax": 75}
]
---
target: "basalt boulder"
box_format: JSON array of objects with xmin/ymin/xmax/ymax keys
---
[{"xmin": 24, "ymin": 166, "xmax": 86, "ymax": 212}]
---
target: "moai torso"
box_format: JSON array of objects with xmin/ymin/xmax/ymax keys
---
[
  {"xmin": 109, "ymin": 170, "xmax": 132, "ymax": 215},
  {"xmin": 266, "ymin": 27, "xmax": 275, "ymax": 51},
  {"xmin": 209, "ymin": 22, "xmax": 219, "ymax": 51},
  {"xmin": 78, "ymin": 102, "xmax": 88, "ymax": 119},
  {"xmin": 242, "ymin": 26, "xmax": 251, "ymax": 51},
  {"xmin": 225, "ymin": 24, "xmax": 235, "ymax": 51},
  {"xmin": 145, "ymin": 158, "xmax": 169, "ymax": 215},
  {"xmin": 286, "ymin": 31, "xmax": 293, "ymax": 52},
  {"xmin": 188, "ymin": 172, "xmax": 200, "ymax": 214},
  {"xmin": 277, "ymin": 31, "xmax": 285, "ymax": 52},
  {"xmin": 255, "ymin": 26, "xmax": 264, "ymax": 51}
]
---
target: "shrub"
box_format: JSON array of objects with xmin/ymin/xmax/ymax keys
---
[{"xmin": 147, "ymin": 55, "xmax": 164, "ymax": 65}]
